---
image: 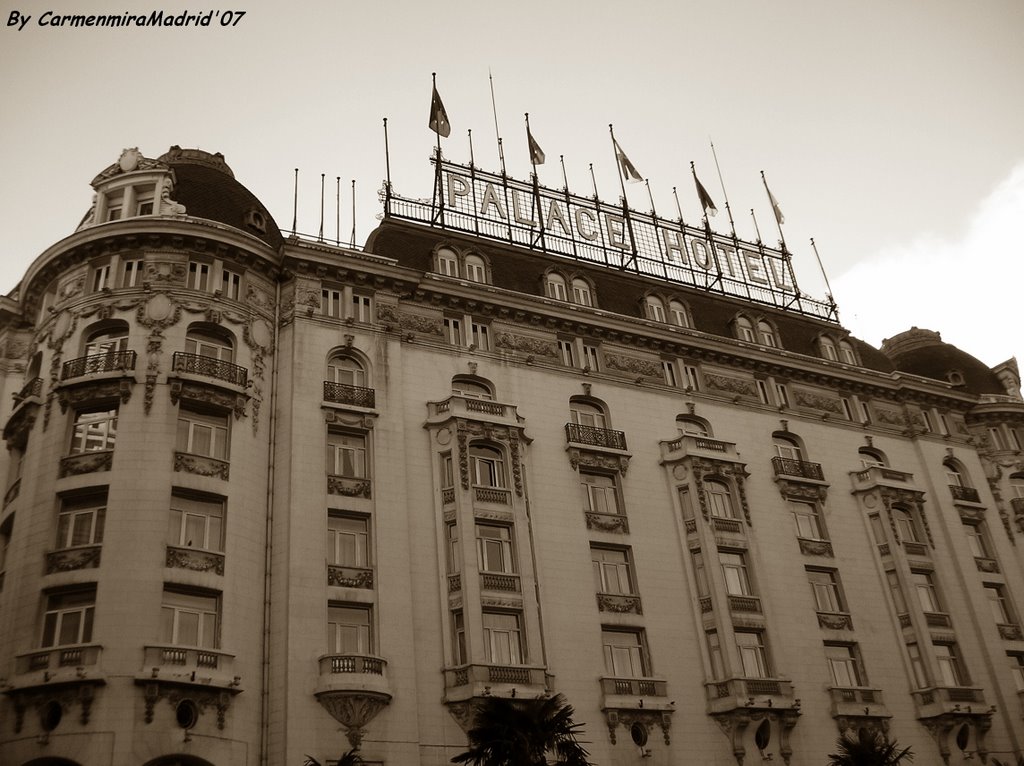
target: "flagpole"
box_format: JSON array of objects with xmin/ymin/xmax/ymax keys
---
[
  {"xmin": 609, "ymin": 124, "xmax": 638, "ymax": 268},
  {"xmin": 761, "ymin": 170, "xmax": 786, "ymax": 252},
  {"xmin": 645, "ymin": 180, "xmax": 669, "ymax": 278},
  {"xmin": 382, "ymin": 118, "xmax": 392, "ymax": 216},
  {"xmin": 488, "ymin": 70, "xmax": 506, "ymax": 177},
  {"xmin": 709, "ymin": 138, "xmax": 736, "ymax": 238},
  {"xmin": 691, "ymin": 161, "xmax": 723, "ymax": 290},
  {"xmin": 318, "ymin": 173, "xmax": 325, "ymax": 242},
  {"xmin": 350, "ymin": 180, "xmax": 357, "ymax": 248},
  {"xmin": 560, "ymin": 155, "xmax": 579, "ymax": 259},
  {"xmin": 335, "ymin": 176, "xmax": 340, "ymax": 246},
  {"xmin": 750, "ymin": 208, "xmax": 762, "ymax": 245},
  {"xmin": 690, "ymin": 162, "xmax": 709, "ymax": 229},
  {"xmin": 432, "ymin": 72, "xmax": 444, "ymax": 227},
  {"xmin": 810, "ymin": 237, "xmax": 835, "ymax": 302},
  {"xmin": 589, "ymin": 163, "xmax": 610, "ymax": 267},
  {"xmin": 291, "ymin": 168, "xmax": 298, "ymax": 235},
  {"xmin": 526, "ymin": 113, "xmax": 545, "ymax": 251}
]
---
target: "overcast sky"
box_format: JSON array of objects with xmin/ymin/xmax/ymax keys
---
[{"xmin": 2, "ymin": 0, "xmax": 1021, "ymax": 370}]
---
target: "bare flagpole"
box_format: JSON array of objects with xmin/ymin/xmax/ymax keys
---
[
  {"xmin": 291, "ymin": 168, "xmax": 298, "ymax": 235},
  {"xmin": 489, "ymin": 69, "xmax": 506, "ymax": 177},
  {"xmin": 318, "ymin": 173, "xmax": 325, "ymax": 242},
  {"xmin": 350, "ymin": 180, "xmax": 357, "ymax": 248},
  {"xmin": 710, "ymin": 138, "xmax": 737, "ymax": 238},
  {"xmin": 335, "ymin": 176, "xmax": 340, "ymax": 246},
  {"xmin": 382, "ymin": 117, "xmax": 392, "ymax": 216}
]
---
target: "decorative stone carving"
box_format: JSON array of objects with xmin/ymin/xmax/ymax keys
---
[
  {"xmin": 597, "ymin": 593, "xmax": 642, "ymax": 614},
  {"xmin": 566, "ymin": 448, "xmax": 630, "ymax": 476},
  {"xmin": 158, "ymin": 185, "xmax": 187, "ymax": 215},
  {"xmin": 604, "ymin": 353, "xmax": 661, "ymax": 378},
  {"xmin": 327, "ymin": 566, "xmax": 374, "ymax": 589},
  {"xmin": 776, "ymin": 481, "xmax": 829, "ymax": 503},
  {"xmin": 879, "ymin": 486, "xmax": 934, "ymax": 548},
  {"xmin": 9, "ymin": 681, "xmax": 101, "ymax": 733},
  {"xmin": 834, "ymin": 715, "xmax": 889, "ymax": 737},
  {"xmin": 816, "ymin": 612, "xmax": 853, "ymax": 630},
  {"xmin": 604, "ymin": 709, "xmax": 673, "ymax": 746},
  {"xmin": 704, "ymin": 373, "xmax": 758, "ymax": 399},
  {"xmin": 712, "ymin": 710, "xmax": 800, "ymax": 766},
  {"xmin": 397, "ymin": 311, "xmax": 443, "ymax": 336},
  {"xmin": 690, "ymin": 457, "xmax": 752, "ymax": 526},
  {"xmin": 166, "ymin": 546, "xmax": 225, "ymax": 575},
  {"xmin": 59, "ymin": 451, "xmax": 113, "ymax": 477},
  {"xmin": 141, "ymin": 681, "xmax": 235, "ymax": 730},
  {"xmin": 57, "ymin": 378, "xmax": 133, "ymax": 414},
  {"xmin": 495, "ymin": 332, "xmax": 559, "ymax": 358},
  {"xmin": 798, "ymin": 538, "xmax": 834, "ymax": 557},
  {"xmin": 585, "ymin": 512, "xmax": 629, "ymax": 534},
  {"xmin": 328, "ymin": 476, "xmax": 372, "ymax": 498},
  {"xmin": 919, "ymin": 711, "xmax": 992, "ymax": 765},
  {"xmin": 144, "ymin": 261, "xmax": 188, "ymax": 287},
  {"xmin": 874, "ymin": 408, "xmax": 906, "ymax": 427},
  {"xmin": 46, "ymin": 546, "xmax": 102, "ymax": 573},
  {"xmin": 793, "ymin": 388, "xmax": 844, "ymax": 414},
  {"xmin": 315, "ymin": 690, "xmax": 391, "ymax": 750},
  {"xmin": 169, "ymin": 380, "xmax": 247, "ymax": 419},
  {"xmin": 174, "ymin": 452, "xmax": 230, "ymax": 480},
  {"xmin": 454, "ymin": 419, "xmax": 529, "ymax": 497}
]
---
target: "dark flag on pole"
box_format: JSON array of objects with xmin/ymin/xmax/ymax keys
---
[
  {"xmin": 613, "ymin": 138, "xmax": 643, "ymax": 183},
  {"xmin": 765, "ymin": 181, "xmax": 784, "ymax": 225},
  {"xmin": 429, "ymin": 84, "xmax": 451, "ymax": 138},
  {"xmin": 527, "ymin": 125, "xmax": 545, "ymax": 166},
  {"xmin": 693, "ymin": 171, "xmax": 718, "ymax": 217}
]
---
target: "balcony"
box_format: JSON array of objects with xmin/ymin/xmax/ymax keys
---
[
  {"xmin": 426, "ymin": 394, "xmax": 522, "ymax": 428},
  {"xmin": 949, "ymin": 485, "xmax": 982, "ymax": 504},
  {"xmin": 924, "ymin": 611, "xmax": 952, "ymax": 628},
  {"xmin": 565, "ymin": 422, "xmax": 627, "ymax": 451},
  {"xmin": 17, "ymin": 644, "xmax": 103, "ymax": 676},
  {"xmin": 850, "ymin": 466, "xmax": 918, "ymax": 492},
  {"xmin": 660, "ymin": 435, "xmax": 741, "ymax": 463},
  {"xmin": 480, "ymin": 571, "xmax": 521, "ymax": 592},
  {"xmin": 174, "ymin": 451, "xmax": 229, "ymax": 481},
  {"xmin": 171, "ymin": 352, "xmax": 248, "ymax": 388},
  {"xmin": 143, "ymin": 644, "xmax": 235, "ymax": 675},
  {"xmin": 600, "ymin": 676, "xmax": 669, "ymax": 698},
  {"xmin": 323, "ymin": 380, "xmax": 376, "ymax": 409},
  {"xmin": 828, "ymin": 686, "xmax": 889, "ymax": 720},
  {"xmin": 911, "ymin": 685, "xmax": 986, "ymax": 718},
  {"xmin": 771, "ymin": 456, "xmax": 824, "ymax": 481},
  {"xmin": 1012, "ymin": 497, "xmax": 1024, "ymax": 517},
  {"xmin": 705, "ymin": 676, "xmax": 797, "ymax": 714},
  {"xmin": 4, "ymin": 377, "xmax": 45, "ymax": 450},
  {"xmin": 62, "ymin": 351, "xmax": 137, "ymax": 381},
  {"xmin": 327, "ymin": 564, "xmax": 374, "ymax": 589},
  {"xmin": 443, "ymin": 662, "xmax": 550, "ymax": 702},
  {"xmin": 728, "ymin": 594, "xmax": 763, "ymax": 614},
  {"xmin": 902, "ymin": 540, "xmax": 930, "ymax": 558},
  {"xmin": 474, "ymin": 486, "xmax": 511, "ymax": 505},
  {"xmin": 59, "ymin": 449, "xmax": 113, "ymax": 478},
  {"xmin": 13, "ymin": 376, "xmax": 43, "ymax": 403},
  {"xmin": 315, "ymin": 654, "xmax": 391, "ymax": 697}
]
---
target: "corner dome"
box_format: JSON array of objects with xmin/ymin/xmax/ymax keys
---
[{"xmin": 881, "ymin": 327, "xmax": 1005, "ymax": 395}]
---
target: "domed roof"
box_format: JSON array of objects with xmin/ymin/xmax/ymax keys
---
[
  {"xmin": 881, "ymin": 327, "xmax": 1005, "ymax": 395},
  {"xmin": 157, "ymin": 146, "xmax": 283, "ymax": 249}
]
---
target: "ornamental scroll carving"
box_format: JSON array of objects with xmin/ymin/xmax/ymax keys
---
[
  {"xmin": 315, "ymin": 691, "xmax": 392, "ymax": 750},
  {"xmin": 798, "ymin": 538, "xmax": 834, "ymax": 557},
  {"xmin": 10, "ymin": 682, "xmax": 100, "ymax": 733},
  {"xmin": 603, "ymin": 353, "xmax": 661, "ymax": 378},
  {"xmin": 142, "ymin": 682, "xmax": 235, "ymax": 730},
  {"xmin": 834, "ymin": 715, "xmax": 889, "ymax": 738},
  {"xmin": 597, "ymin": 593, "xmax": 643, "ymax": 614},
  {"xmin": 874, "ymin": 408, "xmax": 906, "ymax": 427},
  {"xmin": 57, "ymin": 378, "xmax": 133, "ymax": 414},
  {"xmin": 169, "ymin": 380, "xmax": 247, "ymax": 419},
  {"xmin": 776, "ymin": 480, "xmax": 829, "ymax": 504},
  {"xmin": 604, "ymin": 709, "xmax": 673, "ymax": 746},
  {"xmin": 703, "ymin": 372, "xmax": 759, "ymax": 399},
  {"xmin": 585, "ymin": 512, "xmax": 629, "ymax": 534},
  {"xmin": 495, "ymin": 332, "xmax": 559, "ymax": 358},
  {"xmin": 174, "ymin": 452, "xmax": 230, "ymax": 481},
  {"xmin": 327, "ymin": 476, "xmax": 372, "ymax": 498},
  {"xmin": 166, "ymin": 546, "xmax": 225, "ymax": 575},
  {"xmin": 816, "ymin": 612, "xmax": 853, "ymax": 630},
  {"xmin": 397, "ymin": 311, "xmax": 443, "ymax": 337},
  {"xmin": 455, "ymin": 419, "xmax": 527, "ymax": 497},
  {"xmin": 691, "ymin": 457, "xmax": 752, "ymax": 526},
  {"xmin": 793, "ymin": 388, "xmax": 844, "ymax": 415},
  {"xmin": 712, "ymin": 710, "xmax": 800, "ymax": 766},
  {"xmin": 46, "ymin": 546, "xmax": 102, "ymax": 573},
  {"xmin": 144, "ymin": 261, "xmax": 188, "ymax": 288},
  {"xmin": 59, "ymin": 451, "xmax": 113, "ymax": 477},
  {"xmin": 136, "ymin": 292, "xmax": 182, "ymax": 414},
  {"xmin": 567, "ymin": 448, "xmax": 630, "ymax": 476}
]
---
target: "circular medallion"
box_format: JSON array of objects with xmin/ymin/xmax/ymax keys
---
[
  {"xmin": 250, "ymin": 318, "xmax": 272, "ymax": 350},
  {"xmin": 118, "ymin": 148, "xmax": 141, "ymax": 172},
  {"xmin": 146, "ymin": 293, "xmax": 173, "ymax": 323},
  {"xmin": 672, "ymin": 464, "xmax": 688, "ymax": 481},
  {"xmin": 863, "ymin": 494, "xmax": 877, "ymax": 509},
  {"xmin": 437, "ymin": 427, "xmax": 451, "ymax": 446}
]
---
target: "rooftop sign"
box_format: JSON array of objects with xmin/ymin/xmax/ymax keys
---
[{"xmin": 384, "ymin": 158, "xmax": 838, "ymax": 321}]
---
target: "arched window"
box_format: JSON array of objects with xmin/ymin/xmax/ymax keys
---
[
  {"xmin": 773, "ymin": 435, "xmax": 803, "ymax": 462},
  {"xmin": 735, "ymin": 316, "xmax": 755, "ymax": 342},
  {"xmin": 452, "ymin": 376, "xmax": 494, "ymax": 400},
  {"xmin": 84, "ymin": 323, "xmax": 129, "ymax": 356},
  {"xmin": 1010, "ymin": 472, "xmax": 1024, "ymax": 499},
  {"xmin": 327, "ymin": 355, "xmax": 367, "ymax": 388},
  {"xmin": 569, "ymin": 399, "xmax": 607, "ymax": 429},
  {"xmin": 676, "ymin": 416, "xmax": 710, "ymax": 437},
  {"xmin": 545, "ymin": 273, "xmax": 567, "ymax": 301},
  {"xmin": 26, "ymin": 350, "xmax": 43, "ymax": 380},
  {"xmin": 858, "ymin": 448, "xmax": 887, "ymax": 468},
  {"xmin": 436, "ymin": 247, "xmax": 459, "ymax": 277},
  {"xmin": 705, "ymin": 479, "xmax": 737, "ymax": 519},
  {"xmin": 465, "ymin": 254, "xmax": 487, "ymax": 283},
  {"xmin": 668, "ymin": 300, "xmax": 689, "ymax": 328},
  {"xmin": 838, "ymin": 340, "xmax": 857, "ymax": 365},
  {"xmin": 757, "ymin": 321, "xmax": 778, "ymax": 347},
  {"xmin": 569, "ymin": 278, "xmax": 592, "ymax": 306},
  {"xmin": 893, "ymin": 506, "xmax": 922, "ymax": 543},
  {"xmin": 470, "ymin": 444, "xmax": 506, "ymax": 488},
  {"xmin": 820, "ymin": 337, "xmax": 839, "ymax": 361},
  {"xmin": 944, "ymin": 459, "xmax": 969, "ymax": 488},
  {"xmin": 645, "ymin": 296, "xmax": 666, "ymax": 322},
  {"xmin": 185, "ymin": 326, "xmax": 233, "ymax": 362}
]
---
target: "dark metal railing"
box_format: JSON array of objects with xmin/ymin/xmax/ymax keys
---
[
  {"xmin": 949, "ymin": 485, "xmax": 980, "ymax": 503},
  {"xmin": 61, "ymin": 351, "xmax": 136, "ymax": 380},
  {"xmin": 771, "ymin": 456, "xmax": 824, "ymax": 480},
  {"xmin": 323, "ymin": 380, "xmax": 376, "ymax": 408},
  {"xmin": 565, "ymin": 422, "xmax": 627, "ymax": 450},
  {"xmin": 172, "ymin": 352, "xmax": 248, "ymax": 387},
  {"xmin": 16, "ymin": 376, "xmax": 43, "ymax": 400}
]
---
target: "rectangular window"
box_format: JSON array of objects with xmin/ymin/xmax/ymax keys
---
[
  {"xmin": 807, "ymin": 568, "xmax": 844, "ymax": 613},
  {"xmin": 939, "ymin": 413, "xmax": 951, "ymax": 436},
  {"xmin": 661, "ymin": 360, "xmax": 678, "ymax": 387},
  {"xmin": 440, "ymin": 452, "xmax": 454, "ymax": 489},
  {"xmin": 1009, "ymin": 652, "xmax": 1024, "ymax": 691},
  {"xmin": 825, "ymin": 643, "xmax": 863, "ymax": 687},
  {"xmin": 446, "ymin": 522, "xmax": 460, "ymax": 573},
  {"xmin": 963, "ymin": 522, "xmax": 990, "ymax": 559},
  {"xmin": 168, "ymin": 493, "xmax": 224, "ymax": 552},
  {"xmin": 187, "ymin": 262, "xmax": 212, "ymax": 292},
  {"xmin": 321, "ymin": 288, "xmax": 343, "ymax": 318},
  {"xmin": 706, "ymin": 629, "xmax": 724, "ymax": 678},
  {"xmin": 860, "ymin": 401, "xmax": 872, "ymax": 424},
  {"xmin": 136, "ymin": 194, "xmax": 155, "ymax": 216},
  {"xmin": 470, "ymin": 321, "xmax": 490, "ymax": 351},
  {"xmin": 57, "ymin": 495, "xmax": 106, "ymax": 549},
  {"xmin": 70, "ymin": 408, "xmax": 117, "ymax": 454},
  {"xmin": 558, "ymin": 339, "xmax": 576, "ymax": 367},
  {"xmin": 351, "ymin": 294, "xmax": 372, "ymax": 323},
  {"xmin": 91, "ymin": 263, "xmax": 111, "ymax": 292},
  {"xmin": 791, "ymin": 501, "xmax": 825, "ymax": 540},
  {"xmin": 841, "ymin": 398, "xmax": 854, "ymax": 421},
  {"xmin": 735, "ymin": 630, "xmax": 770, "ymax": 678},
  {"xmin": 444, "ymin": 317, "xmax": 463, "ymax": 346},
  {"xmin": 121, "ymin": 259, "xmax": 144, "ymax": 288},
  {"xmin": 693, "ymin": 550, "xmax": 709, "ymax": 597},
  {"xmin": 41, "ymin": 588, "xmax": 96, "ymax": 647},
  {"xmin": 582, "ymin": 344, "xmax": 600, "ymax": 372},
  {"xmin": 160, "ymin": 588, "xmax": 219, "ymax": 649},
  {"xmin": 327, "ymin": 431, "xmax": 367, "ymax": 478},
  {"xmin": 327, "ymin": 603, "xmax": 371, "ymax": 654},
  {"xmin": 476, "ymin": 524, "xmax": 515, "ymax": 573},
  {"xmin": 775, "ymin": 382, "xmax": 790, "ymax": 408},
  {"xmin": 720, "ymin": 551, "xmax": 752, "ymax": 596},
  {"xmin": 989, "ymin": 427, "xmax": 1008, "ymax": 450},
  {"xmin": 887, "ymin": 570, "xmax": 909, "ymax": 614},
  {"xmin": 683, "ymin": 364, "xmax": 700, "ymax": 391},
  {"xmin": 592, "ymin": 547, "xmax": 634, "ymax": 595},
  {"xmin": 581, "ymin": 472, "xmax": 620, "ymax": 515},
  {"xmin": 984, "ymin": 583, "xmax": 1013, "ymax": 624},
  {"xmin": 453, "ymin": 610, "xmax": 466, "ymax": 664},
  {"xmin": 934, "ymin": 642, "xmax": 966, "ymax": 686},
  {"xmin": 439, "ymin": 253, "xmax": 459, "ymax": 277},
  {"xmin": 483, "ymin": 612, "xmax": 523, "ymax": 665},
  {"xmin": 221, "ymin": 269, "xmax": 241, "ymax": 300},
  {"xmin": 176, "ymin": 408, "xmax": 229, "ymax": 460},
  {"xmin": 602, "ymin": 628, "xmax": 647, "ymax": 677},
  {"xmin": 907, "ymin": 642, "xmax": 928, "ymax": 688},
  {"xmin": 327, "ymin": 515, "xmax": 369, "ymax": 567},
  {"xmin": 911, "ymin": 570, "xmax": 941, "ymax": 613},
  {"xmin": 756, "ymin": 379, "xmax": 770, "ymax": 405},
  {"xmin": 706, "ymin": 483, "xmax": 737, "ymax": 519}
]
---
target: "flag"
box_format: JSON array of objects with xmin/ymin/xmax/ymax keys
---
[
  {"xmin": 694, "ymin": 173, "xmax": 718, "ymax": 217},
  {"xmin": 767, "ymin": 185, "xmax": 784, "ymax": 225},
  {"xmin": 613, "ymin": 139, "xmax": 643, "ymax": 183},
  {"xmin": 527, "ymin": 126, "xmax": 545, "ymax": 165},
  {"xmin": 428, "ymin": 84, "xmax": 451, "ymax": 138}
]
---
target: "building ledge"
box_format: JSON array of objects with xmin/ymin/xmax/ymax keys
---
[
  {"xmin": 704, "ymin": 676, "xmax": 798, "ymax": 714},
  {"xmin": 442, "ymin": 663, "xmax": 550, "ymax": 703}
]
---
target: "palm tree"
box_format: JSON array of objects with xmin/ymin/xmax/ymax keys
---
[
  {"xmin": 827, "ymin": 729, "xmax": 913, "ymax": 766},
  {"xmin": 451, "ymin": 693, "xmax": 592, "ymax": 766},
  {"xmin": 303, "ymin": 749, "xmax": 362, "ymax": 766}
]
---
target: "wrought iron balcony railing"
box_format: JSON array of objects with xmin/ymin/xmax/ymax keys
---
[
  {"xmin": 172, "ymin": 352, "xmax": 248, "ymax": 387},
  {"xmin": 323, "ymin": 380, "xmax": 376, "ymax": 408},
  {"xmin": 771, "ymin": 456, "xmax": 824, "ymax": 480},
  {"xmin": 565, "ymin": 422, "xmax": 627, "ymax": 450},
  {"xmin": 14, "ymin": 376, "xmax": 43, "ymax": 401},
  {"xmin": 949, "ymin": 484, "xmax": 981, "ymax": 503},
  {"xmin": 61, "ymin": 351, "xmax": 136, "ymax": 380}
]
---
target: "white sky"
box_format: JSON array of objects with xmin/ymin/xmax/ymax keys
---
[{"xmin": 2, "ymin": 0, "xmax": 1021, "ymax": 370}]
